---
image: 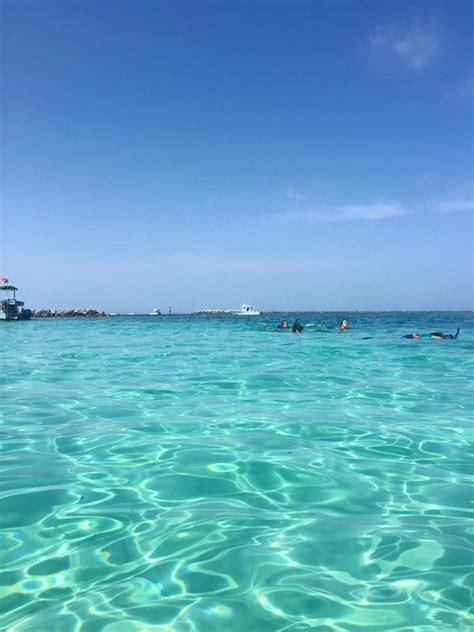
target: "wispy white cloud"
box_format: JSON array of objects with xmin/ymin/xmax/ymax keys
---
[
  {"xmin": 276, "ymin": 202, "xmax": 405, "ymax": 223},
  {"xmin": 456, "ymin": 76, "xmax": 474, "ymax": 102},
  {"xmin": 286, "ymin": 188, "xmax": 308, "ymax": 202},
  {"xmin": 393, "ymin": 25, "xmax": 439, "ymax": 70},
  {"xmin": 185, "ymin": 243, "xmax": 206, "ymax": 250},
  {"xmin": 369, "ymin": 23, "xmax": 439, "ymax": 70},
  {"xmin": 273, "ymin": 184, "xmax": 474, "ymax": 224},
  {"xmin": 333, "ymin": 202, "xmax": 405, "ymax": 220},
  {"xmin": 430, "ymin": 198, "xmax": 474, "ymax": 214}
]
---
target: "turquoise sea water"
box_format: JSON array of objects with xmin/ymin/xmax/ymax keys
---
[{"xmin": 0, "ymin": 312, "xmax": 473, "ymax": 632}]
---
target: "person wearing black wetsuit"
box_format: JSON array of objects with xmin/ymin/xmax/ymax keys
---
[{"xmin": 403, "ymin": 327, "xmax": 460, "ymax": 340}]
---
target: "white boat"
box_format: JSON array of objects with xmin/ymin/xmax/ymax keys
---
[
  {"xmin": 149, "ymin": 308, "xmax": 162, "ymax": 316},
  {"xmin": 0, "ymin": 281, "xmax": 31, "ymax": 321},
  {"xmin": 232, "ymin": 303, "xmax": 262, "ymax": 316}
]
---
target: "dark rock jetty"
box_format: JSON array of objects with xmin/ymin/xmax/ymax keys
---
[{"xmin": 32, "ymin": 309, "xmax": 107, "ymax": 318}]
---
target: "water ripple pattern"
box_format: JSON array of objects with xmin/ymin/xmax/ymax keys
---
[{"xmin": 0, "ymin": 312, "xmax": 473, "ymax": 631}]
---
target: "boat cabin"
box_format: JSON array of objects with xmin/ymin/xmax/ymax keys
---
[{"xmin": 0, "ymin": 284, "xmax": 32, "ymax": 320}]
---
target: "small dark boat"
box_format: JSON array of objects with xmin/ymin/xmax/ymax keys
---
[{"xmin": 0, "ymin": 282, "xmax": 31, "ymax": 320}]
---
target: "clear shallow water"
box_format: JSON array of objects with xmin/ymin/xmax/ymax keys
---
[{"xmin": 0, "ymin": 312, "xmax": 473, "ymax": 632}]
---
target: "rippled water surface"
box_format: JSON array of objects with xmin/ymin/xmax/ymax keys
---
[{"xmin": 1, "ymin": 312, "xmax": 473, "ymax": 631}]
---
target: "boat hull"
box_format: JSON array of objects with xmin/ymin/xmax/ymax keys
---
[{"xmin": 0, "ymin": 309, "xmax": 31, "ymax": 321}]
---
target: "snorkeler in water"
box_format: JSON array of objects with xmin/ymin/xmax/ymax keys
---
[
  {"xmin": 403, "ymin": 327, "xmax": 460, "ymax": 340},
  {"xmin": 292, "ymin": 319, "xmax": 304, "ymax": 333},
  {"xmin": 339, "ymin": 319, "xmax": 349, "ymax": 330},
  {"xmin": 277, "ymin": 319, "xmax": 289, "ymax": 329}
]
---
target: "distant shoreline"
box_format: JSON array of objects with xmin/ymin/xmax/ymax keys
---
[
  {"xmin": 29, "ymin": 309, "xmax": 472, "ymax": 317},
  {"xmin": 109, "ymin": 310, "xmax": 473, "ymax": 315}
]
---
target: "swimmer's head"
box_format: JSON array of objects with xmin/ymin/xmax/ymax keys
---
[{"xmin": 339, "ymin": 319, "xmax": 349, "ymax": 329}]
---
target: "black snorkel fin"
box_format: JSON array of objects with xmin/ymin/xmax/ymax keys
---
[
  {"xmin": 292, "ymin": 318, "xmax": 303, "ymax": 333},
  {"xmin": 454, "ymin": 326, "xmax": 460, "ymax": 339}
]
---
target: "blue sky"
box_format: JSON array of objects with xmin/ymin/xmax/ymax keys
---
[{"xmin": 2, "ymin": 0, "xmax": 472, "ymax": 312}]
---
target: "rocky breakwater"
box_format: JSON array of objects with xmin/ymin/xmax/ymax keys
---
[{"xmin": 32, "ymin": 309, "xmax": 108, "ymax": 318}]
